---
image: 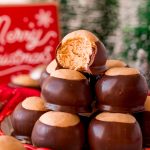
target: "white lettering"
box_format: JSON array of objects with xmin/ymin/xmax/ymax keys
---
[
  {"xmin": 0, "ymin": 47, "xmax": 53, "ymax": 66},
  {"xmin": 0, "ymin": 15, "xmax": 57, "ymax": 51}
]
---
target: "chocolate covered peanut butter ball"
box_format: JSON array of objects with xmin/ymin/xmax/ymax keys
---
[
  {"xmin": 32, "ymin": 111, "xmax": 85, "ymax": 150},
  {"xmin": 42, "ymin": 69, "xmax": 93, "ymax": 113},
  {"xmin": 95, "ymin": 67, "xmax": 148, "ymax": 113},
  {"xmin": 11, "ymin": 96, "xmax": 47, "ymax": 142},
  {"xmin": 88, "ymin": 112, "xmax": 142, "ymax": 150}
]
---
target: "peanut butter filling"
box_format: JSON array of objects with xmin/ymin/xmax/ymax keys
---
[
  {"xmin": 46, "ymin": 59, "xmax": 57, "ymax": 74},
  {"xmin": 11, "ymin": 74, "xmax": 39, "ymax": 87},
  {"xmin": 105, "ymin": 67, "xmax": 140, "ymax": 76},
  {"xmin": 39, "ymin": 111, "xmax": 80, "ymax": 127},
  {"xmin": 145, "ymin": 96, "xmax": 150, "ymax": 111},
  {"xmin": 96, "ymin": 112, "xmax": 136, "ymax": 124},
  {"xmin": 22, "ymin": 96, "xmax": 47, "ymax": 111},
  {"xmin": 51, "ymin": 69, "xmax": 86, "ymax": 80},
  {"xmin": 57, "ymin": 37, "xmax": 93, "ymax": 71},
  {"xmin": 106, "ymin": 59, "xmax": 127, "ymax": 69}
]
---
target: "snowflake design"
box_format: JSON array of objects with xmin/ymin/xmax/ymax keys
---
[{"xmin": 35, "ymin": 9, "xmax": 54, "ymax": 28}]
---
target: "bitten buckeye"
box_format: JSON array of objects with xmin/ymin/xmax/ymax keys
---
[
  {"xmin": 42, "ymin": 69, "xmax": 93, "ymax": 113},
  {"xmin": 95, "ymin": 67, "xmax": 148, "ymax": 113},
  {"xmin": 88, "ymin": 112, "xmax": 142, "ymax": 150},
  {"xmin": 32, "ymin": 111, "xmax": 85, "ymax": 150},
  {"xmin": 11, "ymin": 96, "xmax": 47, "ymax": 142},
  {"xmin": 56, "ymin": 30, "xmax": 107, "ymax": 75}
]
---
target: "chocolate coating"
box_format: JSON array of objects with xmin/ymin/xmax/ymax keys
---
[
  {"xmin": 40, "ymin": 59, "xmax": 60, "ymax": 87},
  {"xmin": 32, "ymin": 120, "xmax": 84, "ymax": 150},
  {"xmin": 134, "ymin": 111, "xmax": 150, "ymax": 147},
  {"xmin": 88, "ymin": 41, "xmax": 107, "ymax": 75},
  {"xmin": 40, "ymin": 70, "xmax": 49, "ymax": 86},
  {"xmin": 42, "ymin": 76, "xmax": 93, "ymax": 113},
  {"xmin": 90, "ymin": 74, "xmax": 101, "ymax": 99},
  {"xmin": 88, "ymin": 118, "xmax": 142, "ymax": 150},
  {"xmin": 95, "ymin": 74, "xmax": 148, "ymax": 113},
  {"xmin": 81, "ymin": 72, "xmax": 101, "ymax": 101},
  {"xmin": 79, "ymin": 111, "xmax": 100, "ymax": 150},
  {"xmin": 11, "ymin": 103, "xmax": 46, "ymax": 140},
  {"xmin": 79, "ymin": 113, "xmax": 92, "ymax": 150}
]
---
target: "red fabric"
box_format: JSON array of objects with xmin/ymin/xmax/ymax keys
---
[
  {"xmin": 0, "ymin": 85, "xmax": 51, "ymax": 150},
  {"xmin": 0, "ymin": 85, "xmax": 14, "ymax": 111},
  {"xmin": 24, "ymin": 144, "xmax": 50, "ymax": 150},
  {"xmin": 0, "ymin": 85, "xmax": 40, "ymax": 122}
]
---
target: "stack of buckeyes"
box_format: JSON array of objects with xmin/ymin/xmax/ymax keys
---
[{"xmin": 11, "ymin": 30, "xmax": 149, "ymax": 150}]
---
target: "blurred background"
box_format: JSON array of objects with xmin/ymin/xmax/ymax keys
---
[{"xmin": 0, "ymin": 0, "xmax": 150, "ymax": 86}]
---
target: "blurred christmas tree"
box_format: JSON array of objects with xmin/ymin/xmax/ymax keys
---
[
  {"xmin": 123, "ymin": 0, "xmax": 150, "ymax": 62},
  {"xmin": 59, "ymin": 0, "xmax": 119, "ymax": 54},
  {"xmin": 123, "ymin": 0, "xmax": 150, "ymax": 86}
]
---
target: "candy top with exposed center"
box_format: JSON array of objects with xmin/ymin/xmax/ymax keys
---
[
  {"xmin": 39, "ymin": 111, "xmax": 80, "ymax": 127},
  {"xmin": 46, "ymin": 59, "xmax": 58, "ymax": 74},
  {"xmin": 22, "ymin": 96, "xmax": 47, "ymax": 111},
  {"xmin": 0, "ymin": 136, "xmax": 25, "ymax": 150},
  {"xmin": 51, "ymin": 69, "xmax": 86, "ymax": 80},
  {"xmin": 106, "ymin": 59, "xmax": 127, "ymax": 69},
  {"xmin": 96, "ymin": 112, "xmax": 136, "ymax": 124},
  {"xmin": 105, "ymin": 67, "xmax": 140, "ymax": 76},
  {"xmin": 11, "ymin": 74, "xmax": 39, "ymax": 87}
]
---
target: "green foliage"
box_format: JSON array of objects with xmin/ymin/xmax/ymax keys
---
[
  {"xmin": 123, "ymin": 0, "xmax": 150, "ymax": 62},
  {"xmin": 59, "ymin": 0, "xmax": 119, "ymax": 54}
]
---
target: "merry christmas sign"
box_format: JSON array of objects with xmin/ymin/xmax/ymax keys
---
[{"xmin": 0, "ymin": 3, "xmax": 60, "ymax": 83}]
